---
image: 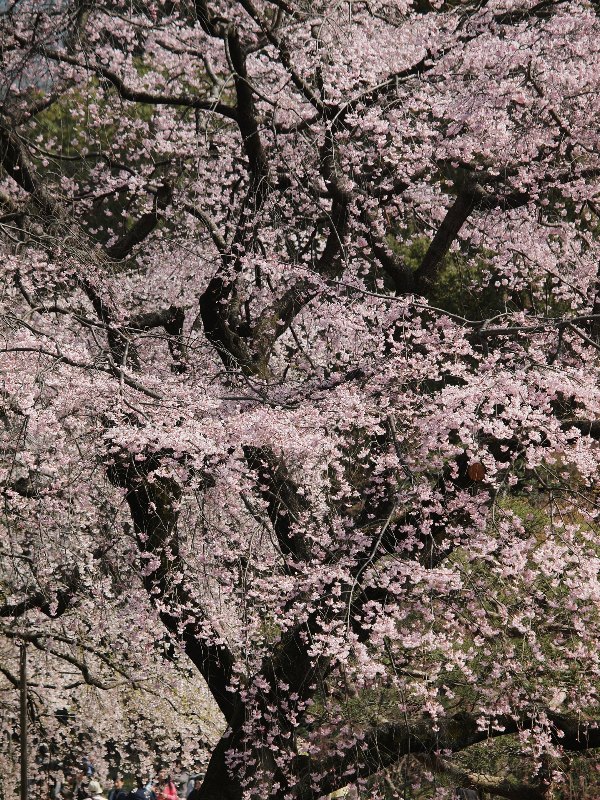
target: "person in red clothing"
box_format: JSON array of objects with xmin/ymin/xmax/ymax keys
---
[{"xmin": 154, "ymin": 771, "xmax": 177, "ymax": 800}]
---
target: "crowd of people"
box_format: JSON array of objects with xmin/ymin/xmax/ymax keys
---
[{"xmin": 52, "ymin": 768, "xmax": 205, "ymax": 800}]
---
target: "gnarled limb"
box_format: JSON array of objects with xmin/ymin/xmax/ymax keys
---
[
  {"xmin": 107, "ymin": 451, "xmax": 239, "ymax": 723},
  {"xmin": 107, "ymin": 183, "xmax": 173, "ymax": 261},
  {"xmin": 300, "ymin": 711, "xmax": 600, "ymax": 798}
]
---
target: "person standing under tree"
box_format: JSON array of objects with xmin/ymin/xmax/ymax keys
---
[
  {"xmin": 128, "ymin": 777, "xmax": 155, "ymax": 800},
  {"xmin": 185, "ymin": 778, "xmax": 203, "ymax": 800},
  {"xmin": 155, "ymin": 769, "xmax": 178, "ymax": 800},
  {"xmin": 88, "ymin": 781, "xmax": 105, "ymax": 800},
  {"xmin": 155, "ymin": 771, "xmax": 177, "ymax": 800},
  {"xmin": 108, "ymin": 777, "xmax": 127, "ymax": 800}
]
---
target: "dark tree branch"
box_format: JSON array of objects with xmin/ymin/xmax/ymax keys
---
[
  {"xmin": 128, "ymin": 303, "xmax": 186, "ymax": 367},
  {"xmin": 561, "ymin": 419, "xmax": 600, "ymax": 439},
  {"xmin": 300, "ymin": 711, "xmax": 600, "ymax": 798},
  {"xmin": 414, "ymin": 183, "xmax": 530, "ymax": 295},
  {"xmin": 0, "ymin": 123, "xmax": 57, "ymax": 216},
  {"xmin": 492, "ymin": 0, "xmax": 563, "ymax": 25},
  {"xmin": 243, "ymin": 445, "xmax": 310, "ymax": 561},
  {"xmin": 414, "ymin": 188, "xmax": 480, "ymax": 294},
  {"xmin": 107, "ymin": 451, "xmax": 239, "ymax": 723},
  {"xmin": 0, "ymin": 580, "xmax": 78, "ymax": 620},
  {"xmin": 183, "ymin": 203, "xmax": 228, "ymax": 252},
  {"xmin": 236, "ymin": 0, "xmax": 326, "ymax": 115},
  {"xmin": 227, "ymin": 30, "xmax": 271, "ymax": 200},
  {"xmin": 421, "ymin": 753, "xmax": 546, "ymax": 800},
  {"xmin": 248, "ymin": 126, "xmax": 352, "ymax": 363},
  {"xmin": 29, "ymin": 44, "xmax": 238, "ymax": 120},
  {"xmin": 336, "ymin": 54, "xmax": 430, "ymax": 120},
  {"xmin": 198, "ymin": 271, "xmax": 257, "ymax": 372},
  {"xmin": 360, "ymin": 207, "xmax": 414, "ymax": 293},
  {"xmin": 0, "ymin": 665, "xmax": 20, "ymax": 687},
  {"xmin": 107, "ymin": 183, "xmax": 173, "ymax": 261}
]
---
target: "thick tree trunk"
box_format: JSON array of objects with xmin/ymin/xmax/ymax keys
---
[
  {"xmin": 198, "ymin": 728, "xmax": 300, "ymax": 800},
  {"xmin": 197, "ymin": 736, "xmax": 243, "ymax": 800}
]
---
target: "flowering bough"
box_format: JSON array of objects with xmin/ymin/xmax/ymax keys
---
[{"xmin": 2, "ymin": 0, "xmax": 600, "ymax": 798}]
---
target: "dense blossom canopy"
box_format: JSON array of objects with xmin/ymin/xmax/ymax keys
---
[{"xmin": 2, "ymin": 0, "xmax": 600, "ymax": 797}]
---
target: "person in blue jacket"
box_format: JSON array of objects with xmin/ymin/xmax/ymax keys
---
[
  {"xmin": 108, "ymin": 777, "xmax": 127, "ymax": 800},
  {"xmin": 128, "ymin": 778, "xmax": 156, "ymax": 800}
]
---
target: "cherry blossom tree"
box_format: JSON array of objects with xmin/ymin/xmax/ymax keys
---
[
  {"xmin": 2, "ymin": 0, "xmax": 600, "ymax": 798},
  {"xmin": 0, "ymin": 636, "xmax": 220, "ymax": 800}
]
